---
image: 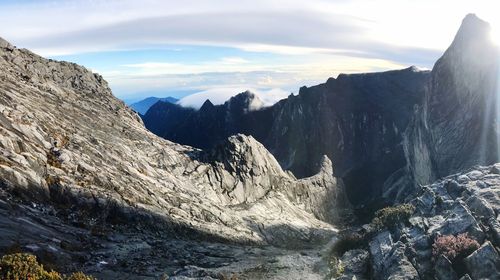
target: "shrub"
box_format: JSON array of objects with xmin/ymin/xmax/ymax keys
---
[
  {"xmin": 371, "ymin": 204, "xmax": 415, "ymax": 230},
  {"xmin": 0, "ymin": 253, "xmax": 61, "ymax": 280},
  {"xmin": 432, "ymin": 233, "xmax": 480, "ymax": 261},
  {"xmin": 66, "ymin": 272, "xmax": 96, "ymax": 280},
  {"xmin": 0, "ymin": 253, "xmax": 95, "ymax": 280}
]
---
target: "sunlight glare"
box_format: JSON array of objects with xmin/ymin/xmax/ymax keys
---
[{"xmin": 491, "ymin": 25, "xmax": 500, "ymax": 45}]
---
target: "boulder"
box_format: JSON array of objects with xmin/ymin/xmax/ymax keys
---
[
  {"xmin": 464, "ymin": 242, "xmax": 500, "ymax": 279},
  {"xmin": 339, "ymin": 249, "xmax": 370, "ymax": 280},
  {"xmin": 434, "ymin": 255, "xmax": 458, "ymax": 280}
]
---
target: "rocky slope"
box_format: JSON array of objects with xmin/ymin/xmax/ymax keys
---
[
  {"xmin": 343, "ymin": 164, "xmax": 500, "ymax": 280},
  {"xmin": 0, "ymin": 36, "xmax": 351, "ymax": 278}
]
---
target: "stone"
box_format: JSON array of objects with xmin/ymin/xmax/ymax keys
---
[
  {"xmin": 465, "ymin": 195, "xmax": 495, "ymax": 218},
  {"xmin": 339, "ymin": 249, "xmax": 370, "ymax": 280},
  {"xmin": 445, "ymin": 180, "xmax": 464, "ymax": 199},
  {"xmin": 434, "ymin": 255, "xmax": 458, "ymax": 280},
  {"xmin": 0, "ymin": 36, "xmax": 14, "ymax": 51},
  {"xmin": 464, "ymin": 242, "xmax": 500, "ymax": 279}
]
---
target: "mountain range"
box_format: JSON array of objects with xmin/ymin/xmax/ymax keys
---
[{"xmin": 143, "ymin": 15, "xmax": 500, "ymax": 214}]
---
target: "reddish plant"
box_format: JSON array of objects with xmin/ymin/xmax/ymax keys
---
[{"xmin": 432, "ymin": 233, "xmax": 480, "ymax": 261}]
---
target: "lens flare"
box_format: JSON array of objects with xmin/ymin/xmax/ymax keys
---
[{"xmin": 491, "ymin": 26, "xmax": 500, "ymax": 45}]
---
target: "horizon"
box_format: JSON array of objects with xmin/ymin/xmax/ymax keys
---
[{"xmin": 0, "ymin": 0, "xmax": 498, "ymax": 106}]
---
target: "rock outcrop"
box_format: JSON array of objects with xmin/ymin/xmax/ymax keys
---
[
  {"xmin": 0, "ymin": 37, "xmax": 349, "ymax": 278},
  {"xmin": 362, "ymin": 164, "xmax": 500, "ymax": 279}
]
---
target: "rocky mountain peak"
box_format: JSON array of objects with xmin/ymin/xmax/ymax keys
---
[
  {"xmin": 405, "ymin": 13, "xmax": 500, "ymax": 189},
  {"xmin": 437, "ymin": 13, "xmax": 497, "ymax": 71},
  {"xmin": 454, "ymin": 13, "xmax": 491, "ymax": 43},
  {"xmin": 226, "ymin": 90, "xmax": 264, "ymax": 112},
  {"xmin": 199, "ymin": 99, "xmax": 215, "ymax": 111}
]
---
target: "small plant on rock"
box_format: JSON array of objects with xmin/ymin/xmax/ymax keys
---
[
  {"xmin": 371, "ymin": 203, "xmax": 415, "ymax": 230},
  {"xmin": 432, "ymin": 233, "xmax": 480, "ymax": 261},
  {"xmin": 0, "ymin": 253, "xmax": 95, "ymax": 280},
  {"xmin": 328, "ymin": 256, "xmax": 345, "ymax": 278},
  {"xmin": 66, "ymin": 272, "xmax": 96, "ymax": 280}
]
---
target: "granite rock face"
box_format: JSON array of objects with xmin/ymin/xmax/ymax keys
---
[
  {"xmin": 405, "ymin": 14, "xmax": 500, "ymax": 190},
  {"xmin": 0, "ymin": 37, "xmax": 350, "ymax": 278}
]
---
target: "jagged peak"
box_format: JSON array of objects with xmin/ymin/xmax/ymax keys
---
[
  {"xmin": 449, "ymin": 13, "xmax": 492, "ymax": 49},
  {"xmin": 199, "ymin": 99, "xmax": 215, "ymax": 111},
  {"xmin": 226, "ymin": 90, "xmax": 264, "ymax": 111},
  {"xmin": 432, "ymin": 14, "xmax": 498, "ymax": 73}
]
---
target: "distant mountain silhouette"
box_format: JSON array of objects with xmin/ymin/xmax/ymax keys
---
[{"xmin": 130, "ymin": 96, "xmax": 178, "ymax": 114}]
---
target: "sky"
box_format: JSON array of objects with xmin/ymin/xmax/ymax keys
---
[{"xmin": 0, "ymin": 0, "xmax": 499, "ymax": 106}]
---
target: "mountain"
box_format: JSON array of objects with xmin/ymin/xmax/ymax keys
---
[
  {"xmin": 129, "ymin": 96, "xmax": 178, "ymax": 115},
  {"xmin": 404, "ymin": 14, "xmax": 500, "ymax": 189},
  {"xmin": 0, "ymin": 36, "xmax": 351, "ymax": 278},
  {"xmin": 143, "ymin": 91, "xmax": 275, "ymax": 149},
  {"xmin": 144, "ymin": 67, "xmax": 430, "ymax": 210},
  {"xmin": 142, "ymin": 15, "xmax": 499, "ymax": 215}
]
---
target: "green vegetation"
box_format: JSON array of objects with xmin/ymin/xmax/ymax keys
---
[
  {"xmin": 0, "ymin": 253, "xmax": 95, "ymax": 280},
  {"xmin": 371, "ymin": 203, "xmax": 415, "ymax": 230}
]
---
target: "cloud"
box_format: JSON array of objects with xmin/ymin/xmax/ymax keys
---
[
  {"xmin": 102, "ymin": 55, "xmax": 406, "ymax": 98},
  {"xmin": 177, "ymin": 87, "xmax": 291, "ymax": 109},
  {"xmin": 0, "ymin": 0, "xmax": 443, "ymax": 65},
  {"xmin": 3, "ymin": 0, "xmax": 493, "ymax": 102}
]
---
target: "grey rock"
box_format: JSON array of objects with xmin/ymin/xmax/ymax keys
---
[
  {"xmin": 369, "ymin": 230, "xmax": 394, "ymax": 275},
  {"xmin": 488, "ymin": 217, "xmax": 500, "ymax": 245},
  {"xmin": 445, "ymin": 180, "xmax": 464, "ymax": 199},
  {"xmin": 465, "ymin": 195, "xmax": 495, "ymax": 218},
  {"xmin": 0, "ymin": 36, "xmax": 14, "ymax": 50},
  {"xmin": 338, "ymin": 249, "xmax": 370, "ymax": 280},
  {"xmin": 434, "ymin": 255, "xmax": 458, "ymax": 280},
  {"xmin": 464, "ymin": 242, "xmax": 500, "ymax": 280}
]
